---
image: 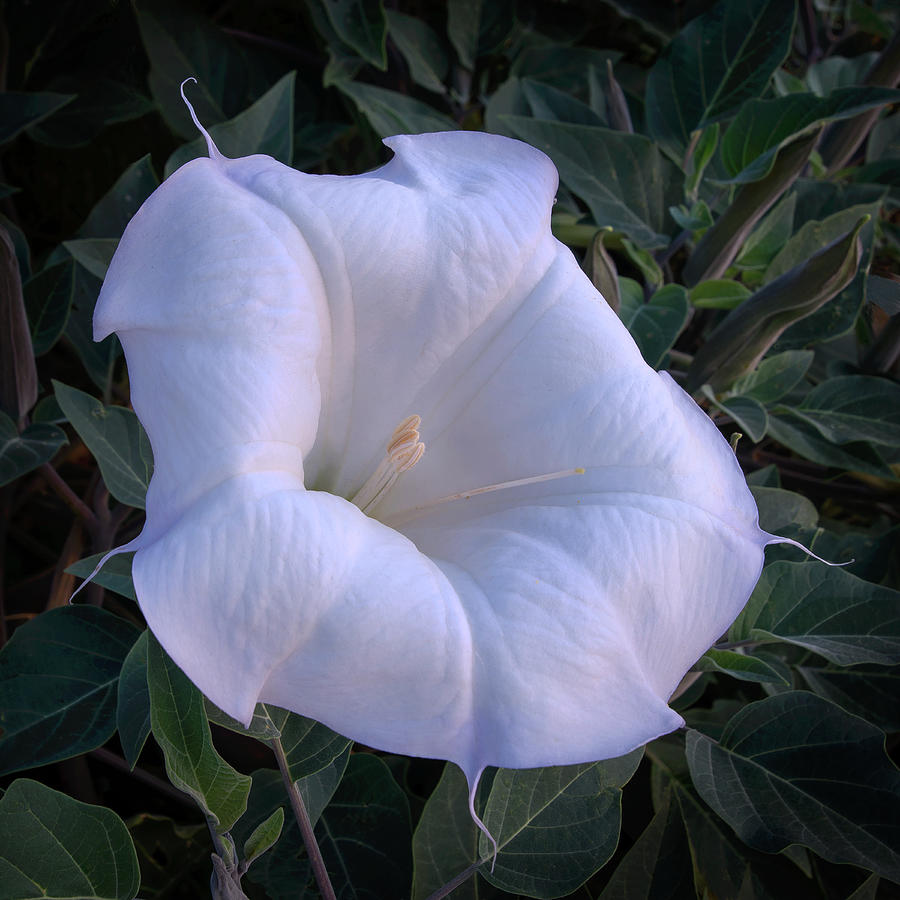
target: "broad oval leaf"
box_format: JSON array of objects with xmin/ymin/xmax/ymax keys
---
[
  {"xmin": 618, "ymin": 284, "xmax": 690, "ymax": 369},
  {"xmin": 730, "ymin": 560, "xmax": 900, "ymax": 666},
  {"xmin": 502, "ymin": 116, "xmax": 680, "ymax": 248},
  {"xmin": 67, "ymin": 551, "xmax": 137, "ymax": 601},
  {"xmin": 24, "ymin": 259, "xmax": 75, "ymax": 355},
  {"xmin": 264, "ymin": 704, "xmax": 353, "ymax": 782},
  {"xmin": 385, "ymin": 10, "xmax": 447, "ymax": 94},
  {"xmin": 0, "ymin": 91, "xmax": 75, "ymax": 144},
  {"xmin": 480, "ymin": 751, "xmax": 643, "ymax": 898},
  {"xmin": 686, "ymin": 692, "xmax": 900, "ymax": 881},
  {"xmin": 0, "ymin": 606, "xmax": 139, "ymax": 776},
  {"xmin": 53, "ymin": 380, "xmax": 153, "ymax": 508},
  {"xmin": 730, "ymin": 349, "xmax": 813, "ymax": 404},
  {"xmin": 0, "ymin": 779, "xmax": 139, "ymax": 900},
  {"xmin": 0, "ymin": 412, "xmax": 67, "ymax": 488},
  {"xmin": 799, "ymin": 664, "xmax": 900, "ymax": 733},
  {"xmin": 749, "ymin": 485, "xmax": 818, "ymax": 532},
  {"xmin": 117, "ymin": 629, "xmax": 151, "ymax": 768},
  {"xmin": 645, "ymin": 0, "xmax": 795, "ymax": 159},
  {"xmin": 695, "ymin": 648, "xmax": 790, "ymax": 685},
  {"xmin": 320, "ymin": 0, "xmax": 387, "ymax": 70},
  {"xmin": 338, "ymin": 80, "xmax": 457, "ymax": 137},
  {"xmin": 146, "ymin": 634, "xmax": 251, "ymax": 831}
]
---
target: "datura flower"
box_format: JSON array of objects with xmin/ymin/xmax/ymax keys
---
[{"xmin": 92, "ymin": 93, "xmax": 804, "ymax": 820}]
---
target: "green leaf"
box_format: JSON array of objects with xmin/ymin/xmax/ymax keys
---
[
  {"xmin": 781, "ymin": 375, "xmax": 900, "ymax": 447},
  {"xmin": 645, "ymin": 0, "xmax": 795, "ymax": 160},
  {"xmin": 502, "ymin": 117, "xmax": 680, "ymax": 248},
  {"xmin": 766, "ymin": 412, "xmax": 894, "ymax": 478},
  {"xmin": 66, "ymin": 552, "xmax": 136, "ymax": 601},
  {"xmin": 0, "ymin": 91, "xmax": 75, "ymax": 144},
  {"xmin": 63, "ymin": 263, "xmax": 120, "ymax": 391},
  {"xmin": 689, "ymin": 279, "xmax": 751, "ymax": 310},
  {"xmin": 730, "ymin": 349, "xmax": 813, "ymax": 404},
  {"xmin": 205, "ymin": 701, "xmax": 283, "ymax": 741},
  {"xmin": 0, "ymin": 779, "xmax": 139, "ymax": 900},
  {"xmin": 730, "ymin": 560, "xmax": 900, "ymax": 666},
  {"xmin": 695, "ymin": 648, "xmax": 790, "ymax": 685},
  {"xmin": 447, "ymin": 0, "xmax": 516, "ymax": 70},
  {"xmin": 338, "ymin": 81, "xmax": 457, "ymax": 137},
  {"xmin": 720, "ymin": 88, "xmax": 900, "ymax": 184},
  {"xmin": 806, "ymin": 53, "xmax": 880, "ymax": 96},
  {"xmin": 510, "ymin": 46, "xmax": 621, "ymax": 97},
  {"xmin": 117, "ymin": 630, "xmax": 151, "ymax": 768},
  {"xmin": 0, "ymin": 413, "xmax": 67, "ymax": 487},
  {"xmin": 618, "ymin": 283, "xmax": 689, "ymax": 369},
  {"xmin": 583, "ymin": 231, "xmax": 621, "ymax": 312},
  {"xmin": 0, "ymin": 606, "xmax": 139, "ymax": 776},
  {"xmin": 63, "ymin": 238, "xmax": 118, "ymax": 280},
  {"xmin": 262, "ymin": 705, "xmax": 352, "ymax": 782},
  {"xmin": 686, "ymin": 692, "xmax": 900, "ymax": 880},
  {"xmin": 735, "ymin": 193, "xmax": 796, "ymax": 272},
  {"xmin": 385, "ymin": 10, "xmax": 447, "ymax": 94},
  {"xmin": 799, "ymin": 665, "xmax": 900, "ymax": 733},
  {"xmin": 53, "ymin": 381, "xmax": 153, "ymax": 509},
  {"xmin": 521, "ymin": 79, "xmax": 605, "ymax": 127},
  {"xmin": 412, "ymin": 763, "xmax": 488, "ymax": 900},
  {"xmin": 166, "ymin": 72, "xmax": 296, "ymax": 177},
  {"xmin": 146, "ymin": 634, "xmax": 251, "ymax": 831},
  {"xmin": 685, "ymin": 216, "xmax": 867, "ymax": 393},
  {"xmin": 242, "ymin": 807, "xmax": 284, "ymax": 867},
  {"xmin": 597, "ymin": 786, "xmax": 695, "ymax": 900},
  {"xmin": 321, "ymin": 0, "xmax": 387, "ymax": 69},
  {"xmin": 701, "ymin": 387, "xmax": 769, "ymax": 442},
  {"xmin": 481, "ymin": 751, "xmax": 643, "ymax": 897},
  {"xmin": 750, "ymin": 485, "xmax": 818, "ymax": 532},
  {"xmin": 27, "ymin": 78, "xmax": 154, "ymax": 148},
  {"xmin": 24, "ymin": 259, "xmax": 75, "ymax": 355},
  {"xmin": 867, "ymin": 110, "xmax": 900, "ymax": 163},
  {"xmin": 78, "ymin": 155, "xmax": 159, "ymax": 239}
]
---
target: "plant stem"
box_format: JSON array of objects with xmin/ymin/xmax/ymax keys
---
[
  {"xmin": 271, "ymin": 736, "xmax": 337, "ymax": 900},
  {"xmin": 40, "ymin": 463, "xmax": 100, "ymax": 530}
]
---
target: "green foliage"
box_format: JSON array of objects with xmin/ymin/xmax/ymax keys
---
[{"xmin": 3, "ymin": 0, "xmax": 899, "ymax": 897}]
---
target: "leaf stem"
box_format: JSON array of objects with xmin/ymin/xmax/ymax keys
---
[
  {"xmin": 424, "ymin": 859, "xmax": 489, "ymax": 900},
  {"xmin": 271, "ymin": 736, "xmax": 337, "ymax": 900},
  {"xmin": 40, "ymin": 463, "xmax": 100, "ymax": 530}
]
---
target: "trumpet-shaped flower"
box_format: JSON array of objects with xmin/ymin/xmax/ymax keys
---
[{"xmin": 93, "ymin": 112, "xmax": 793, "ymax": 800}]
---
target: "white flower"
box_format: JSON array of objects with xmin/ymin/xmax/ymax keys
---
[{"xmin": 94, "ymin": 112, "xmax": 787, "ymax": 800}]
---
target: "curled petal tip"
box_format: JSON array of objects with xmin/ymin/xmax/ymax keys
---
[
  {"xmin": 179, "ymin": 76, "xmax": 224, "ymax": 162},
  {"xmin": 764, "ymin": 532, "xmax": 853, "ymax": 567}
]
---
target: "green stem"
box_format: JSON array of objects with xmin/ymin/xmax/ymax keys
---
[
  {"xmin": 271, "ymin": 736, "xmax": 337, "ymax": 900},
  {"xmin": 425, "ymin": 859, "xmax": 491, "ymax": 900}
]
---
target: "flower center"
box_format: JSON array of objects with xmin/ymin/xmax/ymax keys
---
[{"xmin": 351, "ymin": 415, "xmax": 585, "ymax": 520}]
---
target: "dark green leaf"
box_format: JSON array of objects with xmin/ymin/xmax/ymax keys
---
[
  {"xmin": 448, "ymin": 0, "xmax": 516, "ymax": 70},
  {"xmin": 782, "ymin": 375, "xmax": 900, "ymax": 447},
  {"xmin": 867, "ymin": 111, "xmax": 900, "ymax": 163},
  {"xmin": 412, "ymin": 763, "xmax": 490, "ymax": 900},
  {"xmin": 321, "ymin": 0, "xmax": 387, "ymax": 69},
  {"xmin": 63, "ymin": 238, "xmax": 118, "ymax": 280},
  {"xmin": 129, "ymin": 814, "xmax": 210, "ymax": 897},
  {"xmin": 645, "ymin": 0, "xmax": 795, "ymax": 159},
  {"xmin": 205, "ymin": 701, "xmax": 283, "ymax": 741},
  {"xmin": 481, "ymin": 751, "xmax": 643, "ymax": 897},
  {"xmin": 521, "ymin": 79, "xmax": 605, "ymax": 127},
  {"xmin": 117, "ymin": 630, "xmax": 151, "ymax": 768},
  {"xmin": 799, "ymin": 665, "xmax": 900, "ymax": 733},
  {"xmin": 806, "ymin": 53, "xmax": 880, "ymax": 96},
  {"xmin": 721, "ymin": 88, "xmax": 900, "ymax": 183},
  {"xmin": 78, "ymin": 155, "xmax": 159, "ymax": 239},
  {"xmin": 618, "ymin": 284, "xmax": 690, "ymax": 368},
  {"xmin": 166, "ymin": 72, "xmax": 295, "ymax": 177},
  {"xmin": 53, "ymin": 381, "xmax": 153, "ymax": 509},
  {"xmin": 730, "ymin": 349, "xmax": 813, "ymax": 403},
  {"xmin": 338, "ymin": 80, "xmax": 456, "ymax": 137},
  {"xmin": 0, "ymin": 779, "xmax": 139, "ymax": 900},
  {"xmin": 597, "ymin": 786, "xmax": 695, "ymax": 900},
  {"xmin": 243, "ymin": 807, "xmax": 284, "ymax": 867},
  {"xmin": 767, "ymin": 412, "xmax": 895, "ymax": 478},
  {"xmin": 66, "ymin": 552, "xmax": 136, "ymax": 602},
  {"xmin": 735, "ymin": 194, "xmax": 796, "ymax": 272},
  {"xmin": 385, "ymin": 10, "xmax": 447, "ymax": 94},
  {"xmin": 146, "ymin": 635, "xmax": 251, "ymax": 831},
  {"xmin": 27, "ymin": 78, "xmax": 154, "ymax": 147},
  {"xmin": 0, "ymin": 413, "xmax": 67, "ymax": 487},
  {"xmin": 0, "ymin": 91, "xmax": 75, "ymax": 144},
  {"xmin": 63, "ymin": 263, "xmax": 120, "ymax": 391},
  {"xmin": 686, "ymin": 692, "xmax": 900, "ymax": 880},
  {"xmin": 696, "ymin": 648, "xmax": 790, "ymax": 684},
  {"xmin": 0, "ymin": 606, "xmax": 139, "ymax": 776},
  {"xmin": 0, "ymin": 226, "xmax": 36, "ymax": 420},
  {"xmin": 583, "ymin": 231, "xmax": 621, "ymax": 312},
  {"xmin": 503, "ymin": 117, "xmax": 680, "ymax": 248},
  {"xmin": 24, "ymin": 259, "xmax": 75, "ymax": 356},
  {"xmin": 730, "ymin": 560, "xmax": 900, "ymax": 666},
  {"xmin": 510, "ymin": 46, "xmax": 621, "ymax": 97}
]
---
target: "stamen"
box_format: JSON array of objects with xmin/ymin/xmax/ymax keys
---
[{"xmin": 350, "ymin": 415, "xmax": 426, "ymax": 514}]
